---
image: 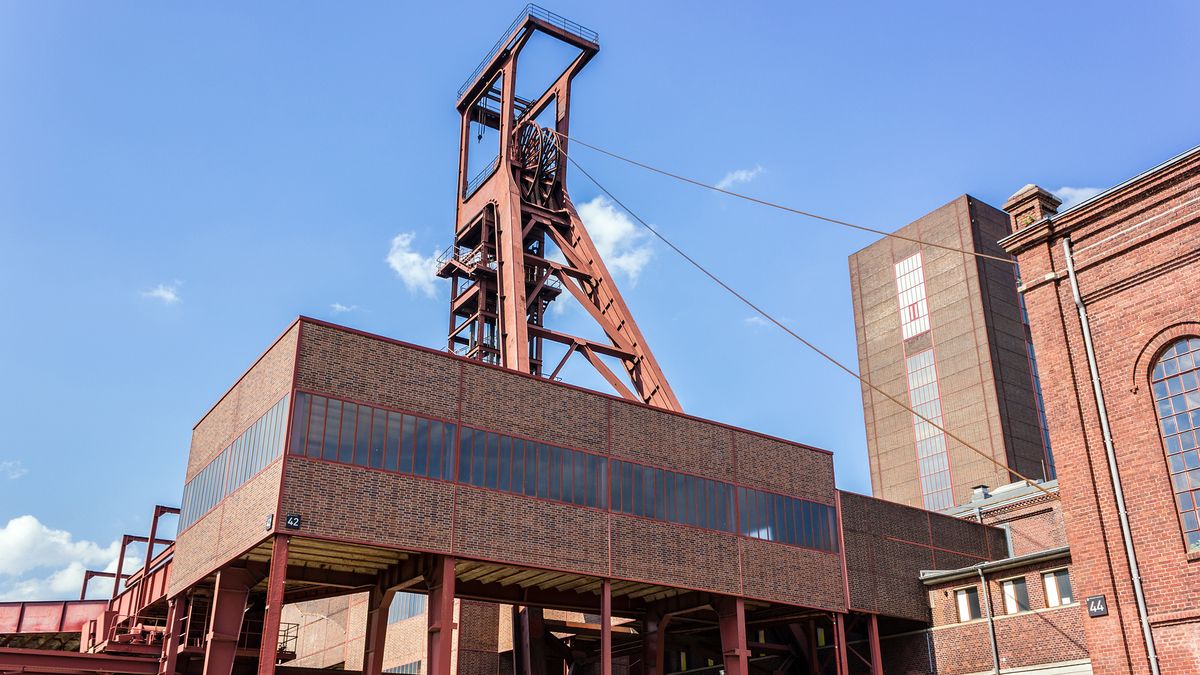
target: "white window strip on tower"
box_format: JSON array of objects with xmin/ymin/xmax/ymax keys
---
[
  {"xmin": 906, "ymin": 349, "xmax": 953, "ymax": 510},
  {"xmin": 895, "ymin": 252, "xmax": 931, "ymax": 339}
]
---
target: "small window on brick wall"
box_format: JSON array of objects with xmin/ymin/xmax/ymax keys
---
[
  {"xmin": 955, "ymin": 586, "xmax": 981, "ymax": 622},
  {"xmin": 1043, "ymin": 568, "xmax": 1073, "ymax": 607},
  {"xmin": 1001, "ymin": 576, "xmax": 1030, "ymax": 614},
  {"xmin": 1150, "ymin": 336, "xmax": 1200, "ymax": 553}
]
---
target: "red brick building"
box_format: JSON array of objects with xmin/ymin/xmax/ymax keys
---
[{"xmin": 1002, "ymin": 144, "xmax": 1200, "ymax": 674}]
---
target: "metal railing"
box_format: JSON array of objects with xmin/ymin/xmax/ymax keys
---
[
  {"xmin": 463, "ymin": 155, "xmax": 500, "ymax": 198},
  {"xmin": 457, "ymin": 4, "xmax": 599, "ymax": 99}
]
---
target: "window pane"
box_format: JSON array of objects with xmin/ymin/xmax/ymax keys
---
[
  {"xmin": 458, "ymin": 427, "xmax": 474, "ymax": 483},
  {"xmin": 338, "ymin": 402, "xmax": 357, "ymax": 464},
  {"xmin": 508, "ymin": 437, "xmax": 523, "ymax": 487},
  {"xmin": 443, "ymin": 424, "xmax": 457, "ymax": 479},
  {"xmin": 370, "ymin": 409, "xmax": 387, "ymax": 469},
  {"xmin": 471, "ymin": 431, "xmax": 486, "ymax": 488},
  {"xmin": 306, "ymin": 396, "xmax": 327, "ymax": 459},
  {"xmin": 500, "ymin": 436, "xmax": 514, "ymax": 493},
  {"xmin": 573, "ymin": 452, "xmax": 587, "ymax": 506},
  {"xmin": 354, "ymin": 407, "xmax": 371, "ymax": 466},
  {"xmin": 289, "ymin": 393, "xmax": 310, "ymax": 455},
  {"xmin": 427, "ymin": 420, "xmax": 443, "ymax": 479},
  {"xmin": 386, "ymin": 412, "xmax": 403, "ymax": 472},
  {"xmin": 413, "ymin": 417, "xmax": 430, "ymax": 476},
  {"xmin": 622, "ymin": 462, "xmax": 634, "ymax": 514},
  {"xmin": 395, "ymin": 415, "xmax": 413, "ymax": 474},
  {"xmin": 536, "ymin": 444, "xmax": 549, "ymax": 499},
  {"xmin": 318, "ymin": 400, "xmax": 338, "ymax": 462},
  {"xmin": 548, "ymin": 446, "xmax": 562, "ymax": 501},
  {"xmin": 485, "ymin": 433, "xmax": 499, "ymax": 489}
]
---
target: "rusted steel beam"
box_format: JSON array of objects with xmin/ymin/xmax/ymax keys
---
[
  {"xmin": 201, "ymin": 567, "xmax": 257, "ymax": 675},
  {"xmin": 0, "ymin": 647, "xmax": 158, "ymax": 674},
  {"xmin": 425, "ymin": 557, "xmax": 456, "ymax": 675},
  {"xmin": 716, "ymin": 596, "xmax": 749, "ymax": 675},
  {"xmin": 257, "ymin": 537, "xmax": 289, "ymax": 675}
]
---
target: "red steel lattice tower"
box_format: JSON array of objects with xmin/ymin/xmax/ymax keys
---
[{"xmin": 437, "ymin": 6, "xmax": 679, "ymax": 412}]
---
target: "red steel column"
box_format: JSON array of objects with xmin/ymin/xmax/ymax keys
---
[
  {"xmin": 202, "ymin": 567, "xmax": 256, "ymax": 675},
  {"xmin": 362, "ymin": 585, "xmax": 396, "ymax": 675},
  {"xmin": 159, "ymin": 598, "xmax": 183, "ymax": 675},
  {"xmin": 600, "ymin": 581, "xmax": 612, "ymax": 675},
  {"xmin": 426, "ymin": 556, "xmax": 457, "ymax": 675},
  {"xmin": 257, "ymin": 536, "xmax": 290, "ymax": 675},
  {"xmin": 716, "ymin": 597, "xmax": 749, "ymax": 675},
  {"xmin": 868, "ymin": 614, "xmax": 883, "ymax": 675},
  {"xmin": 834, "ymin": 614, "xmax": 849, "ymax": 675},
  {"xmin": 641, "ymin": 608, "xmax": 665, "ymax": 675}
]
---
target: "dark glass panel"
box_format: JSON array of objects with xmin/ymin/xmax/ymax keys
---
[
  {"xmin": 353, "ymin": 406, "xmax": 371, "ymax": 466},
  {"xmin": 485, "ymin": 433, "xmax": 499, "ymax": 489},
  {"xmin": 548, "ymin": 446, "xmax": 562, "ymax": 501},
  {"xmin": 641, "ymin": 466, "xmax": 655, "ymax": 518},
  {"xmin": 536, "ymin": 444, "xmax": 550, "ymax": 499},
  {"xmin": 370, "ymin": 409, "xmax": 387, "ymax": 469},
  {"xmin": 338, "ymin": 402, "xmax": 357, "ymax": 463},
  {"xmin": 413, "ymin": 417, "xmax": 429, "ymax": 476},
  {"xmin": 399, "ymin": 415, "xmax": 416, "ymax": 474},
  {"xmin": 587, "ymin": 455, "xmax": 600, "ymax": 508},
  {"xmin": 498, "ymin": 436, "xmax": 512, "ymax": 492},
  {"xmin": 305, "ymin": 396, "xmax": 327, "ymax": 458},
  {"xmin": 622, "ymin": 462, "xmax": 634, "ymax": 514},
  {"xmin": 321, "ymin": 400, "xmax": 342, "ymax": 461},
  {"xmin": 573, "ymin": 451, "xmax": 587, "ymax": 506},
  {"xmin": 523, "ymin": 440, "xmax": 537, "ymax": 496},
  {"xmin": 443, "ymin": 424, "xmax": 457, "ymax": 479},
  {"xmin": 458, "ymin": 427, "xmax": 474, "ymax": 483},
  {"xmin": 427, "ymin": 421, "xmax": 444, "ymax": 480},
  {"xmin": 470, "ymin": 430, "xmax": 486, "ymax": 487},
  {"xmin": 289, "ymin": 393, "xmax": 310, "ymax": 455},
  {"xmin": 386, "ymin": 412, "xmax": 403, "ymax": 472}
]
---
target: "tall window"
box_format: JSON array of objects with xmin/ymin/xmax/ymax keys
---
[
  {"xmin": 1043, "ymin": 569, "xmax": 1073, "ymax": 607},
  {"xmin": 1001, "ymin": 576, "xmax": 1030, "ymax": 614},
  {"xmin": 895, "ymin": 253, "xmax": 930, "ymax": 339},
  {"xmin": 1151, "ymin": 336, "xmax": 1200, "ymax": 552},
  {"xmin": 955, "ymin": 586, "xmax": 981, "ymax": 622},
  {"xmin": 906, "ymin": 349, "xmax": 953, "ymax": 510}
]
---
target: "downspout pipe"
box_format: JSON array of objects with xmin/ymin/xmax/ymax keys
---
[
  {"xmin": 1062, "ymin": 237, "xmax": 1161, "ymax": 675},
  {"xmin": 978, "ymin": 567, "xmax": 1000, "ymax": 675}
]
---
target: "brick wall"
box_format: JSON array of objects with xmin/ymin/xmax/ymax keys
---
[
  {"xmin": 840, "ymin": 491, "xmax": 1005, "ymax": 622},
  {"xmin": 1003, "ymin": 148, "xmax": 1200, "ymax": 674}
]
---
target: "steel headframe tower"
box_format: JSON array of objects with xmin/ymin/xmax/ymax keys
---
[{"xmin": 437, "ymin": 6, "xmax": 680, "ymax": 412}]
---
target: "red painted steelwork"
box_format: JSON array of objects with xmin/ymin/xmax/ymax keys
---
[
  {"xmin": 0, "ymin": 601, "xmax": 105, "ymax": 634},
  {"xmin": 600, "ymin": 580, "xmax": 612, "ymax": 675},
  {"xmin": 438, "ymin": 11, "xmax": 679, "ymax": 412},
  {"xmin": 256, "ymin": 536, "xmax": 289, "ymax": 675},
  {"xmin": 201, "ymin": 567, "xmax": 256, "ymax": 675},
  {"xmin": 0, "ymin": 646, "xmax": 159, "ymax": 674},
  {"xmin": 716, "ymin": 597, "xmax": 749, "ymax": 675},
  {"xmin": 425, "ymin": 557, "xmax": 456, "ymax": 675}
]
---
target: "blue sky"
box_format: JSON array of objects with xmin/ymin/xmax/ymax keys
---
[{"xmin": 1, "ymin": 1, "xmax": 1197, "ymax": 600}]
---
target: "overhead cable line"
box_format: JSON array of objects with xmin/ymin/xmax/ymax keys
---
[
  {"xmin": 564, "ymin": 154, "xmax": 1056, "ymax": 501},
  {"xmin": 552, "ymin": 130, "xmax": 1017, "ymax": 265}
]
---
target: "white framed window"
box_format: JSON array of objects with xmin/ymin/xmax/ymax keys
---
[
  {"xmin": 1043, "ymin": 568, "xmax": 1073, "ymax": 607},
  {"xmin": 906, "ymin": 349, "xmax": 952, "ymax": 510},
  {"xmin": 895, "ymin": 252, "xmax": 931, "ymax": 339},
  {"xmin": 955, "ymin": 586, "xmax": 981, "ymax": 622},
  {"xmin": 1001, "ymin": 576, "xmax": 1030, "ymax": 614}
]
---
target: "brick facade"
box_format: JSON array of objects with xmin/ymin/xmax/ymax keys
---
[
  {"xmin": 1002, "ymin": 145, "xmax": 1200, "ymax": 674},
  {"xmin": 850, "ymin": 196, "xmax": 1051, "ymax": 510}
]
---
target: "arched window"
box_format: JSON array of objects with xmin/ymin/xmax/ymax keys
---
[{"xmin": 1151, "ymin": 336, "xmax": 1200, "ymax": 552}]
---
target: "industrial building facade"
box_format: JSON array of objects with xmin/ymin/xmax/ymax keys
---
[
  {"xmin": 1002, "ymin": 145, "xmax": 1200, "ymax": 674},
  {"xmin": 849, "ymin": 197, "xmax": 1054, "ymax": 510}
]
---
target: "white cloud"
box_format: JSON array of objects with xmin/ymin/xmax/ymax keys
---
[
  {"xmin": 744, "ymin": 315, "xmax": 769, "ymax": 327},
  {"xmin": 577, "ymin": 196, "xmax": 653, "ymax": 283},
  {"xmin": 1053, "ymin": 186, "xmax": 1103, "ymax": 211},
  {"xmin": 0, "ymin": 515, "xmax": 121, "ymax": 600},
  {"xmin": 386, "ymin": 233, "xmax": 441, "ymax": 298},
  {"xmin": 330, "ymin": 303, "xmax": 358, "ymax": 314},
  {"xmin": 716, "ymin": 165, "xmax": 764, "ymax": 191},
  {"xmin": 1, "ymin": 460, "xmax": 27, "ymax": 480},
  {"xmin": 141, "ymin": 281, "xmax": 181, "ymax": 304}
]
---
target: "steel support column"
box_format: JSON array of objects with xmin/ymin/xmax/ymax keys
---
[
  {"xmin": 201, "ymin": 567, "xmax": 257, "ymax": 675},
  {"xmin": 868, "ymin": 614, "xmax": 883, "ymax": 675},
  {"xmin": 600, "ymin": 580, "xmax": 612, "ymax": 675},
  {"xmin": 159, "ymin": 598, "xmax": 183, "ymax": 675},
  {"xmin": 640, "ymin": 608, "xmax": 666, "ymax": 675},
  {"xmin": 834, "ymin": 614, "xmax": 849, "ymax": 675},
  {"xmin": 257, "ymin": 536, "xmax": 290, "ymax": 675},
  {"xmin": 362, "ymin": 586, "xmax": 396, "ymax": 675},
  {"xmin": 716, "ymin": 597, "xmax": 748, "ymax": 675},
  {"xmin": 426, "ymin": 556, "xmax": 457, "ymax": 675}
]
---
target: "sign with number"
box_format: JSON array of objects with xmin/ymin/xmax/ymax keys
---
[
  {"xmin": 284, "ymin": 513, "xmax": 302, "ymax": 530},
  {"xmin": 1086, "ymin": 595, "xmax": 1108, "ymax": 617}
]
